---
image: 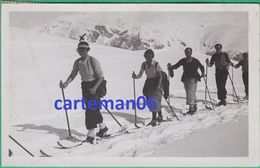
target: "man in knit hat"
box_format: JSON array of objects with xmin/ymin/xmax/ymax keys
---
[{"xmin": 60, "ymin": 41, "xmax": 108, "ymax": 144}]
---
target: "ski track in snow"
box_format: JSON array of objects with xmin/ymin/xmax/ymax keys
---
[
  {"xmin": 8, "ymin": 27, "xmax": 248, "ymax": 157},
  {"xmin": 11, "ymin": 97, "xmax": 248, "ymax": 157}
]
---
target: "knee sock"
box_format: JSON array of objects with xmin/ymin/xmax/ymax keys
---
[
  {"xmin": 158, "ymin": 111, "xmax": 162, "ymax": 117},
  {"xmin": 98, "ymin": 123, "xmax": 106, "ymax": 129},
  {"xmin": 87, "ymin": 129, "xmax": 95, "ymax": 137},
  {"xmin": 152, "ymin": 112, "xmax": 157, "ymax": 120}
]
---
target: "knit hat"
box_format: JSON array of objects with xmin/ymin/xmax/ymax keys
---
[
  {"xmin": 77, "ymin": 41, "xmax": 90, "ymax": 50},
  {"xmin": 215, "ymin": 44, "xmax": 222, "ymax": 49},
  {"xmin": 185, "ymin": 47, "xmax": 192, "ymax": 52}
]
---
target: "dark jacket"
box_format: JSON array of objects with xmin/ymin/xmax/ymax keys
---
[
  {"xmin": 209, "ymin": 52, "xmax": 231, "ymax": 70},
  {"xmin": 169, "ymin": 57, "xmax": 204, "ymax": 82},
  {"xmin": 235, "ymin": 59, "xmax": 248, "ymax": 72}
]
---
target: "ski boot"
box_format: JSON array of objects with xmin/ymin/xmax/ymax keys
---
[
  {"xmin": 157, "ymin": 111, "xmax": 163, "ymax": 122},
  {"xmin": 96, "ymin": 127, "xmax": 108, "ymax": 138},
  {"xmin": 85, "ymin": 136, "xmax": 95, "ymax": 144},
  {"xmin": 150, "ymin": 119, "xmax": 157, "ymax": 126},
  {"xmin": 194, "ymin": 104, "xmax": 197, "ymax": 112},
  {"xmin": 157, "ymin": 115, "xmax": 163, "ymax": 122},
  {"xmin": 148, "ymin": 112, "xmax": 158, "ymax": 126},
  {"xmin": 186, "ymin": 110, "xmax": 195, "ymax": 115},
  {"xmin": 243, "ymin": 95, "xmax": 248, "ymax": 100},
  {"xmin": 187, "ymin": 105, "xmax": 195, "ymax": 115},
  {"xmin": 217, "ymin": 100, "xmax": 226, "ymax": 106},
  {"xmin": 147, "ymin": 120, "xmax": 157, "ymax": 126}
]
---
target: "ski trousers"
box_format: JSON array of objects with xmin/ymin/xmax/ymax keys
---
[
  {"xmin": 81, "ymin": 81, "xmax": 103, "ymax": 130},
  {"xmin": 242, "ymin": 71, "xmax": 248, "ymax": 96},
  {"xmin": 215, "ymin": 68, "xmax": 228, "ymax": 101}
]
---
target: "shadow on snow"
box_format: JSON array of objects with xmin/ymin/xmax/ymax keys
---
[{"xmin": 13, "ymin": 124, "xmax": 85, "ymax": 142}]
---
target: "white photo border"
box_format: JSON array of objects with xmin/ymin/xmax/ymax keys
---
[{"xmin": 1, "ymin": 3, "xmax": 259, "ymax": 167}]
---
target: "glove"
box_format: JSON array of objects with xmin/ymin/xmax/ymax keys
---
[
  {"xmin": 167, "ymin": 63, "xmax": 174, "ymax": 78},
  {"xmin": 164, "ymin": 94, "xmax": 168, "ymax": 99},
  {"xmin": 226, "ymin": 64, "xmax": 230, "ymax": 71},
  {"xmin": 201, "ymin": 73, "xmax": 206, "ymax": 78},
  {"xmin": 167, "ymin": 63, "xmax": 172, "ymax": 70},
  {"xmin": 59, "ymin": 81, "xmax": 68, "ymax": 89},
  {"xmin": 132, "ymin": 72, "xmax": 137, "ymax": 79},
  {"xmin": 206, "ymin": 58, "xmax": 209, "ymax": 64}
]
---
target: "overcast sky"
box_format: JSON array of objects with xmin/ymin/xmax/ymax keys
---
[
  {"xmin": 10, "ymin": 11, "xmax": 247, "ymax": 29},
  {"xmin": 10, "ymin": 12, "xmax": 76, "ymax": 29}
]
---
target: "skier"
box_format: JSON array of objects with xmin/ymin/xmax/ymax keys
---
[
  {"xmin": 168, "ymin": 47, "xmax": 205, "ymax": 115},
  {"xmin": 60, "ymin": 41, "xmax": 108, "ymax": 144},
  {"xmin": 206, "ymin": 44, "xmax": 231, "ymax": 106},
  {"xmin": 132, "ymin": 49, "xmax": 164, "ymax": 126},
  {"xmin": 231, "ymin": 52, "xmax": 248, "ymax": 100}
]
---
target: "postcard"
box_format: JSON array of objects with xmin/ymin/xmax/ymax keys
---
[{"xmin": 1, "ymin": 3, "xmax": 259, "ymax": 167}]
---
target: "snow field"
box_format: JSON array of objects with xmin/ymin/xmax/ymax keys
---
[{"xmin": 8, "ymin": 27, "xmax": 247, "ymax": 157}]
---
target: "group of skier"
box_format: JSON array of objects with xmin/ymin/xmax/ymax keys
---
[{"xmin": 59, "ymin": 40, "xmax": 248, "ymax": 144}]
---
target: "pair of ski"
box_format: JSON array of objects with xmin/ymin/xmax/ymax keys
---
[
  {"xmin": 56, "ymin": 135, "xmax": 111, "ymax": 149},
  {"xmin": 215, "ymin": 98, "xmax": 247, "ymax": 105},
  {"xmin": 233, "ymin": 96, "xmax": 248, "ymax": 103},
  {"xmin": 57, "ymin": 117, "xmax": 173, "ymax": 150},
  {"xmin": 145, "ymin": 117, "xmax": 173, "ymax": 127},
  {"xmin": 40, "ymin": 149, "xmax": 52, "ymax": 157},
  {"xmin": 56, "ymin": 140, "xmax": 86, "ymax": 149},
  {"xmin": 56, "ymin": 129, "xmax": 131, "ymax": 149},
  {"xmin": 9, "ymin": 149, "xmax": 51, "ymax": 157},
  {"xmin": 9, "ymin": 135, "xmax": 52, "ymax": 157},
  {"xmin": 204, "ymin": 96, "xmax": 246, "ymax": 111}
]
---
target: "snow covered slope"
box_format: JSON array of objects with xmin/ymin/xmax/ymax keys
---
[
  {"xmin": 8, "ymin": 27, "xmax": 247, "ymax": 157},
  {"xmin": 33, "ymin": 13, "xmax": 248, "ymax": 57}
]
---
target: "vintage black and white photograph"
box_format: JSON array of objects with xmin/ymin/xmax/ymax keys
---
[{"xmin": 2, "ymin": 3, "xmax": 259, "ymax": 167}]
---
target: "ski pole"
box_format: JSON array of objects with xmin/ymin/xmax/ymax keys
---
[
  {"xmin": 100, "ymin": 101, "xmax": 129, "ymax": 132},
  {"xmin": 133, "ymin": 71, "xmax": 141, "ymax": 128},
  {"xmin": 231, "ymin": 66, "xmax": 234, "ymax": 97},
  {"xmin": 60, "ymin": 80, "xmax": 72, "ymax": 138},
  {"xmin": 160, "ymin": 90, "xmax": 180, "ymax": 121},
  {"xmin": 163, "ymin": 95, "xmax": 180, "ymax": 121},
  {"xmin": 9, "ymin": 135, "xmax": 34, "ymax": 157},
  {"xmin": 205, "ymin": 63, "xmax": 208, "ymax": 106},
  {"xmin": 202, "ymin": 76, "xmax": 215, "ymax": 111},
  {"xmin": 167, "ymin": 63, "xmax": 174, "ymax": 105},
  {"xmin": 167, "ymin": 69, "xmax": 171, "ymax": 106},
  {"xmin": 9, "ymin": 148, "xmax": 13, "ymax": 157},
  {"xmin": 227, "ymin": 72, "xmax": 240, "ymax": 103}
]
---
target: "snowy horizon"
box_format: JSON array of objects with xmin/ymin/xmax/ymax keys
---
[
  {"xmin": 10, "ymin": 11, "xmax": 248, "ymax": 60},
  {"xmin": 10, "ymin": 12, "xmax": 247, "ymax": 29},
  {"xmin": 6, "ymin": 25, "xmax": 249, "ymax": 158}
]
